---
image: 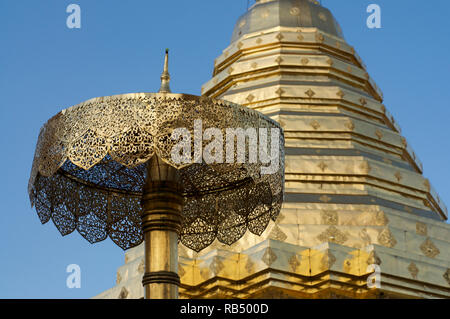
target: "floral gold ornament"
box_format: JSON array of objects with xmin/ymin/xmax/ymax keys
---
[
  {"xmin": 318, "ymin": 161, "xmax": 328, "ymax": 172},
  {"xmin": 262, "ymin": 247, "xmax": 277, "ymax": 266},
  {"xmin": 420, "ymin": 238, "xmax": 440, "ymax": 258},
  {"xmin": 321, "ymin": 210, "xmax": 338, "ymax": 225},
  {"xmin": 408, "ymin": 263, "xmax": 419, "ymax": 279},
  {"xmin": 377, "ymin": 228, "xmax": 397, "ymax": 248},
  {"xmin": 336, "ymin": 89, "xmax": 345, "ymax": 98},
  {"xmin": 359, "ymin": 228, "xmax": 371, "ymax": 245},
  {"xmin": 310, "ymin": 120, "xmax": 320, "ymax": 130},
  {"xmin": 345, "ymin": 120, "xmax": 355, "ymax": 131},
  {"xmin": 269, "ymin": 225, "xmax": 287, "ymax": 242},
  {"xmin": 444, "ymin": 269, "xmax": 450, "ymax": 286},
  {"xmin": 394, "ymin": 171, "xmax": 403, "ymax": 182},
  {"xmin": 275, "ymin": 88, "xmax": 285, "ymax": 96},
  {"xmin": 374, "ymin": 211, "xmax": 389, "ymax": 226},
  {"xmin": 319, "ymin": 195, "xmax": 332, "ymax": 203},
  {"xmin": 305, "ymin": 89, "xmax": 316, "ymax": 98},
  {"xmin": 245, "ymin": 257, "xmax": 255, "ymax": 274},
  {"xmin": 416, "ymin": 222, "xmax": 428, "ymax": 236},
  {"xmin": 317, "ymin": 226, "xmax": 348, "ymax": 244},
  {"xmin": 290, "ymin": 7, "xmax": 300, "ymax": 16},
  {"xmin": 316, "ymin": 33, "xmax": 324, "ymax": 43}
]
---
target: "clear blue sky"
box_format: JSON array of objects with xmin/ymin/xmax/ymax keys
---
[{"xmin": 0, "ymin": 0, "xmax": 449, "ymax": 298}]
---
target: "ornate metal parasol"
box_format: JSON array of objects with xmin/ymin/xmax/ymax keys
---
[{"xmin": 28, "ymin": 50, "xmax": 285, "ymax": 298}]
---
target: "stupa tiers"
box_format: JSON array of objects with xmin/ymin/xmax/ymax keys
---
[{"xmin": 96, "ymin": 0, "xmax": 450, "ymax": 299}]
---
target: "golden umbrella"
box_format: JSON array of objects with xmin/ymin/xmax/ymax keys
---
[{"xmin": 28, "ymin": 50, "xmax": 285, "ymax": 299}]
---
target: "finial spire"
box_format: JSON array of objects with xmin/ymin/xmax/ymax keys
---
[{"xmin": 159, "ymin": 48, "xmax": 171, "ymax": 93}]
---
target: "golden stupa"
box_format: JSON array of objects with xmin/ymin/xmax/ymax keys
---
[{"xmin": 96, "ymin": 0, "xmax": 450, "ymax": 299}]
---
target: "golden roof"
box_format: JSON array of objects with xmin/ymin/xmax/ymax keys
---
[{"xmin": 231, "ymin": 0, "xmax": 344, "ymax": 43}]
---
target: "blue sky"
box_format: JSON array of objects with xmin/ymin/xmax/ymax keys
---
[{"xmin": 0, "ymin": 0, "xmax": 449, "ymax": 298}]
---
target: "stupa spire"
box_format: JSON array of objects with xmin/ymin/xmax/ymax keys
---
[{"xmin": 159, "ymin": 49, "xmax": 171, "ymax": 93}]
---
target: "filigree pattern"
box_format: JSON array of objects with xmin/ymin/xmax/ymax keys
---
[
  {"xmin": 317, "ymin": 226, "xmax": 348, "ymax": 245},
  {"xmin": 420, "ymin": 238, "xmax": 440, "ymax": 258},
  {"xmin": 262, "ymin": 247, "xmax": 277, "ymax": 266},
  {"xmin": 28, "ymin": 93, "xmax": 285, "ymax": 252},
  {"xmin": 377, "ymin": 228, "xmax": 397, "ymax": 248}
]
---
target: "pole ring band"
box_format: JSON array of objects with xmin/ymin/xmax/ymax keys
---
[{"xmin": 142, "ymin": 271, "xmax": 181, "ymax": 286}]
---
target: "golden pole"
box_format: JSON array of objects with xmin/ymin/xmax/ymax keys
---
[{"xmin": 141, "ymin": 156, "xmax": 182, "ymax": 299}]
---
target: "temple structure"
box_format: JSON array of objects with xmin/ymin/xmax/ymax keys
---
[{"xmin": 95, "ymin": 0, "xmax": 450, "ymax": 299}]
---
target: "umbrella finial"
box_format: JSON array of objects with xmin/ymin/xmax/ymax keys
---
[{"xmin": 159, "ymin": 48, "xmax": 171, "ymax": 93}]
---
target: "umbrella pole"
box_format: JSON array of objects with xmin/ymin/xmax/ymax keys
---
[{"xmin": 141, "ymin": 156, "xmax": 182, "ymax": 299}]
